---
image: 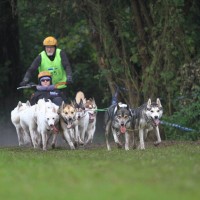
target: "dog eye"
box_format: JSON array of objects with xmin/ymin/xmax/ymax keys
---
[
  {"xmin": 52, "ymin": 118, "xmax": 54, "ymax": 120},
  {"xmin": 124, "ymin": 115, "xmax": 128, "ymax": 118},
  {"xmin": 71, "ymin": 112, "xmax": 74, "ymax": 114},
  {"xmin": 65, "ymin": 112, "xmax": 68, "ymax": 114},
  {"xmin": 118, "ymin": 115, "xmax": 121, "ymax": 118}
]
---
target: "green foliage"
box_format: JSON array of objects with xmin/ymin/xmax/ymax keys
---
[
  {"xmin": 14, "ymin": 0, "xmax": 200, "ymax": 139},
  {"xmin": 17, "ymin": 0, "xmax": 102, "ymax": 104},
  {"xmin": 163, "ymin": 94, "xmax": 200, "ymax": 140}
]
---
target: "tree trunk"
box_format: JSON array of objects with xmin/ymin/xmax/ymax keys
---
[
  {"xmin": 0, "ymin": 0, "xmax": 20, "ymax": 104},
  {"xmin": 131, "ymin": 0, "xmax": 151, "ymax": 71}
]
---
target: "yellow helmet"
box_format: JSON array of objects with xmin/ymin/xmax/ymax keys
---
[
  {"xmin": 38, "ymin": 71, "xmax": 52, "ymax": 79},
  {"xmin": 43, "ymin": 36, "xmax": 57, "ymax": 46}
]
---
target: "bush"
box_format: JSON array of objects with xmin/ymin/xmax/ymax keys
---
[{"xmin": 163, "ymin": 98, "xmax": 200, "ymax": 141}]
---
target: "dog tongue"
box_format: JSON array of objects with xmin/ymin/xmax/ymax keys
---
[
  {"xmin": 67, "ymin": 124, "xmax": 72, "ymax": 129},
  {"xmin": 120, "ymin": 126, "xmax": 126, "ymax": 134},
  {"xmin": 50, "ymin": 125, "xmax": 58, "ymax": 133},
  {"xmin": 154, "ymin": 119, "xmax": 160, "ymax": 126}
]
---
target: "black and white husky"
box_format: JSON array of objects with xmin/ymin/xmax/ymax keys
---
[
  {"xmin": 132, "ymin": 98, "xmax": 163, "ymax": 150},
  {"xmin": 104, "ymin": 103, "xmax": 133, "ymax": 150}
]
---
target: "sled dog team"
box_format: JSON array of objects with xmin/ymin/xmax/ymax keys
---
[
  {"xmin": 11, "ymin": 91, "xmax": 97, "ymax": 150},
  {"xmin": 105, "ymin": 98, "xmax": 163, "ymax": 150},
  {"xmin": 11, "ymin": 92, "xmax": 163, "ymax": 151}
]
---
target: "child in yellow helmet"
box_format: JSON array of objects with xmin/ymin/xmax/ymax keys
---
[{"xmin": 30, "ymin": 71, "xmax": 66, "ymax": 106}]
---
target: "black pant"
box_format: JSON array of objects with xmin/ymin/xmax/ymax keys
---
[
  {"xmin": 52, "ymin": 97, "xmax": 63, "ymax": 106},
  {"xmin": 58, "ymin": 88, "xmax": 68, "ymax": 103}
]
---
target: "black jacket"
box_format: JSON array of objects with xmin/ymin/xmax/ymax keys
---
[
  {"xmin": 22, "ymin": 50, "xmax": 72, "ymax": 83},
  {"xmin": 30, "ymin": 85, "xmax": 66, "ymax": 106}
]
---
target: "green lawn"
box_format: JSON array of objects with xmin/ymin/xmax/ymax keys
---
[{"xmin": 0, "ymin": 143, "xmax": 199, "ymax": 200}]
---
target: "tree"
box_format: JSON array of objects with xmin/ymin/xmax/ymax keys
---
[
  {"xmin": 75, "ymin": 0, "xmax": 199, "ymax": 113},
  {"xmin": 0, "ymin": 0, "xmax": 20, "ymax": 104}
]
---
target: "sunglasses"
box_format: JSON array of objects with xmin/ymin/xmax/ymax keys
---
[{"xmin": 41, "ymin": 79, "xmax": 50, "ymax": 82}]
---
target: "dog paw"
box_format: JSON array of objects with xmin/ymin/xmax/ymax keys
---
[
  {"xmin": 117, "ymin": 143, "xmax": 122, "ymax": 149},
  {"xmin": 132, "ymin": 144, "xmax": 137, "ymax": 149},
  {"xmin": 137, "ymin": 145, "xmax": 145, "ymax": 150},
  {"xmin": 70, "ymin": 146, "xmax": 76, "ymax": 150},
  {"xmin": 154, "ymin": 141, "xmax": 161, "ymax": 146},
  {"xmin": 79, "ymin": 141, "xmax": 84, "ymax": 146}
]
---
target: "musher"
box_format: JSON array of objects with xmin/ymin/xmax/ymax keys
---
[{"xmin": 19, "ymin": 36, "xmax": 73, "ymax": 98}]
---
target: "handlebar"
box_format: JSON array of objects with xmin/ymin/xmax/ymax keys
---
[{"xmin": 17, "ymin": 82, "xmax": 37, "ymax": 90}]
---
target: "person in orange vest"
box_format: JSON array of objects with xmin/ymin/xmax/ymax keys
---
[{"xmin": 19, "ymin": 36, "xmax": 72, "ymax": 98}]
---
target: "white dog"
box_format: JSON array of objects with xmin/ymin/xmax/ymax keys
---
[
  {"xmin": 11, "ymin": 101, "xmax": 31, "ymax": 146},
  {"xmin": 36, "ymin": 99, "xmax": 59, "ymax": 150}
]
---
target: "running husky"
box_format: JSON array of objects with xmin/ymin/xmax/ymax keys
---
[
  {"xmin": 105, "ymin": 103, "xmax": 133, "ymax": 150},
  {"xmin": 74, "ymin": 91, "xmax": 90, "ymax": 145},
  {"xmin": 59, "ymin": 102, "xmax": 81, "ymax": 149},
  {"xmin": 132, "ymin": 98, "xmax": 163, "ymax": 150},
  {"xmin": 84, "ymin": 98, "xmax": 97, "ymax": 145}
]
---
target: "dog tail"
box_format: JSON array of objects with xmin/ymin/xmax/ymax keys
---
[
  {"xmin": 75, "ymin": 91, "xmax": 86, "ymax": 104},
  {"xmin": 111, "ymin": 88, "xmax": 119, "ymax": 105}
]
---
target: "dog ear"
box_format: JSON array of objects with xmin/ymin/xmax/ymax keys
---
[
  {"xmin": 126, "ymin": 105, "xmax": 130, "ymax": 112},
  {"xmin": 83, "ymin": 98, "xmax": 86, "ymax": 105},
  {"xmin": 37, "ymin": 98, "xmax": 45, "ymax": 107},
  {"xmin": 80, "ymin": 99, "xmax": 84, "ymax": 105},
  {"xmin": 74, "ymin": 98, "xmax": 78, "ymax": 106},
  {"xmin": 156, "ymin": 98, "xmax": 162, "ymax": 108},
  {"xmin": 117, "ymin": 103, "xmax": 120, "ymax": 110},
  {"xmin": 26, "ymin": 100, "xmax": 31, "ymax": 107},
  {"xmin": 71, "ymin": 100, "xmax": 76, "ymax": 107},
  {"xmin": 147, "ymin": 99, "xmax": 151, "ymax": 109},
  {"xmin": 59, "ymin": 101, "xmax": 65, "ymax": 113},
  {"xmin": 92, "ymin": 98, "xmax": 96, "ymax": 104},
  {"xmin": 17, "ymin": 101, "xmax": 22, "ymax": 108}
]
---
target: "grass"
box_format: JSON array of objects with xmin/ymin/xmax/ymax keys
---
[{"xmin": 0, "ymin": 143, "xmax": 200, "ymax": 200}]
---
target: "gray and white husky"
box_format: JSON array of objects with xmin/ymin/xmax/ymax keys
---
[
  {"xmin": 105, "ymin": 103, "xmax": 133, "ymax": 151},
  {"xmin": 132, "ymin": 98, "xmax": 163, "ymax": 150}
]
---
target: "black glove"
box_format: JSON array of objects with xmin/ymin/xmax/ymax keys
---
[
  {"xmin": 67, "ymin": 76, "xmax": 73, "ymax": 84},
  {"xmin": 19, "ymin": 80, "xmax": 29, "ymax": 87}
]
